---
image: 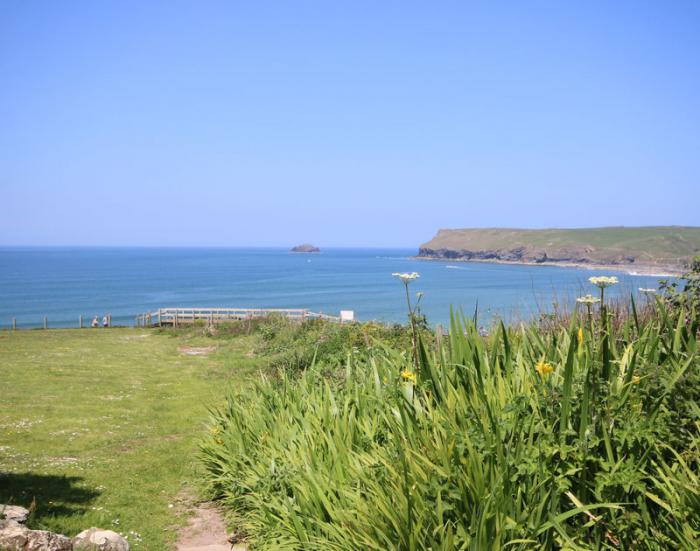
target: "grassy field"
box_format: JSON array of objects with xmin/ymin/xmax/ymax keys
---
[
  {"xmin": 0, "ymin": 327, "xmax": 260, "ymax": 550},
  {"xmin": 3, "ymin": 296, "xmax": 698, "ymax": 549}
]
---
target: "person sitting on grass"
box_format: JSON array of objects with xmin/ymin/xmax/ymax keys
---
[{"xmin": 91, "ymin": 315, "xmax": 99, "ymax": 328}]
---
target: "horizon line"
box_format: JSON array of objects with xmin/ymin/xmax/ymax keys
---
[{"xmin": 0, "ymin": 244, "xmax": 419, "ymax": 249}]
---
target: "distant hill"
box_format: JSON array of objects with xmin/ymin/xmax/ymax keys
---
[
  {"xmin": 291, "ymin": 243, "xmax": 320, "ymax": 253},
  {"xmin": 418, "ymin": 226, "xmax": 700, "ymax": 272}
]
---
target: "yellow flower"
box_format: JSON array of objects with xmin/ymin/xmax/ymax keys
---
[
  {"xmin": 632, "ymin": 375, "xmax": 641, "ymax": 385},
  {"xmin": 210, "ymin": 426, "xmax": 220, "ymax": 435},
  {"xmin": 400, "ymin": 370, "xmax": 417, "ymax": 383},
  {"xmin": 577, "ymin": 328, "xmax": 584, "ymax": 346},
  {"xmin": 535, "ymin": 360, "xmax": 554, "ymax": 376}
]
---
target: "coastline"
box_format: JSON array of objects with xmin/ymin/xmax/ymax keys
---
[{"xmin": 412, "ymin": 255, "xmax": 683, "ymax": 277}]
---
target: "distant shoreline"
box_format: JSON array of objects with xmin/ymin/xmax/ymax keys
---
[
  {"xmin": 417, "ymin": 227, "xmax": 698, "ymax": 278},
  {"xmin": 412, "ymin": 256, "xmax": 682, "ymax": 277}
]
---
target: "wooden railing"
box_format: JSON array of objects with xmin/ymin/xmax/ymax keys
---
[{"xmin": 135, "ymin": 307, "xmax": 342, "ymax": 327}]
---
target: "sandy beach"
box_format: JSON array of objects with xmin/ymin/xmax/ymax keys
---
[{"xmin": 413, "ymin": 256, "xmax": 684, "ymax": 277}]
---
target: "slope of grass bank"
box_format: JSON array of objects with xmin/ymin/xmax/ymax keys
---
[{"xmin": 0, "ymin": 328, "xmax": 260, "ymax": 550}]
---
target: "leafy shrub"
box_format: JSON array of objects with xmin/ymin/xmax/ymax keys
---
[
  {"xmin": 254, "ymin": 316, "xmax": 415, "ymax": 373},
  {"xmin": 661, "ymin": 255, "xmax": 700, "ymax": 310},
  {"xmin": 201, "ymin": 302, "xmax": 699, "ymax": 550}
]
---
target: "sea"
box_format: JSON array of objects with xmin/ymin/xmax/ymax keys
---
[{"xmin": 0, "ymin": 247, "xmax": 672, "ymax": 329}]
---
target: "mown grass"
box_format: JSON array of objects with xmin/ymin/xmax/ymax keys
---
[
  {"xmin": 0, "ymin": 327, "xmax": 261, "ymax": 550},
  {"xmin": 202, "ymin": 298, "xmax": 700, "ymax": 550}
]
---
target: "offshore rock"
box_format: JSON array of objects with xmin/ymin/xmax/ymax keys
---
[{"xmin": 290, "ymin": 243, "xmax": 320, "ymax": 253}]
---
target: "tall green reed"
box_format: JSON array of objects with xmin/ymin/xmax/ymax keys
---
[{"xmin": 201, "ymin": 292, "xmax": 699, "ymax": 550}]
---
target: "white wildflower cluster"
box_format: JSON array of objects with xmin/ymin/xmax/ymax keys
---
[
  {"xmin": 392, "ymin": 272, "xmax": 420, "ymax": 284},
  {"xmin": 588, "ymin": 276, "xmax": 619, "ymax": 289},
  {"xmin": 576, "ymin": 294, "xmax": 601, "ymax": 305},
  {"xmin": 125, "ymin": 530, "xmax": 143, "ymax": 545}
]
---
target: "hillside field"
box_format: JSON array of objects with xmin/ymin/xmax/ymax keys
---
[{"xmin": 419, "ymin": 226, "xmax": 700, "ymax": 269}]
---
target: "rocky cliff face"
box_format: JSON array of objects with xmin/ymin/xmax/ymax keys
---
[{"xmin": 418, "ymin": 246, "xmax": 615, "ymax": 264}]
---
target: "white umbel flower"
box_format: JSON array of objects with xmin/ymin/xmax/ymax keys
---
[
  {"xmin": 589, "ymin": 276, "xmax": 619, "ymax": 289},
  {"xmin": 392, "ymin": 272, "xmax": 420, "ymax": 284}
]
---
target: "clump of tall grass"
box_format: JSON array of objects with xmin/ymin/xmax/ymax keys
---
[
  {"xmin": 201, "ymin": 287, "xmax": 699, "ymax": 549},
  {"xmin": 253, "ymin": 316, "xmax": 417, "ymax": 373}
]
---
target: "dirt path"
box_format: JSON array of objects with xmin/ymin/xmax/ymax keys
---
[{"xmin": 176, "ymin": 502, "xmax": 246, "ymax": 551}]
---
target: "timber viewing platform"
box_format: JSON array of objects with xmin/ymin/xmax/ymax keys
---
[{"xmin": 135, "ymin": 307, "xmax": 353, "ymax": 327}]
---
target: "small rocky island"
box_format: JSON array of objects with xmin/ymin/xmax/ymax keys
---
[{"xmin": 291, "ymin": 243, "xmax": 320, "ymax": 253}]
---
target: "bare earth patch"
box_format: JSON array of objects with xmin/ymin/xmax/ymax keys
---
[
  {"xmin": 176, "ymin": 502, "xmax": 246, "ymax": 551},
  {"xmin": 119, "ymin": 334, "xmax": 151, "ymax": 341},
  {"xmin": 178, "ymin": 346, "xmax": 217, "ymax": 356}
]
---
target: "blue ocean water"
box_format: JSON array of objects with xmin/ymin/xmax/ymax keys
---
[{"xmin": 0, "ymin": 247, "xmax": 670, "ymax": 329}]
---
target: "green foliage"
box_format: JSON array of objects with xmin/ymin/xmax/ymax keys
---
[
  {"xmin": 201, "ymin": 302, "xmax": 700, "ymax": 550},
  {"xmin": 660, "ymin": 255, "xmax": 700, "ymax": 310},
  {"xmin": 253, "ymin": 316, "xmax": 415, "ymax": 373}
]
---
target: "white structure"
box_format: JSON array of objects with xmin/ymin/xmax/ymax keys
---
[{"xmin": 340, "ymin": 310, "xmax": 355, "ymax": 323}]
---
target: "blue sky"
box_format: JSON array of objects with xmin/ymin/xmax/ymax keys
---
[{"xmin": 1, "ymin": 1, "xmax": 699, "ymax": 247}]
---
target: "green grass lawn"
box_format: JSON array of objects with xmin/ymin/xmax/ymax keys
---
[{"xmin": 0, "ymin": 327, "xmax": 260, "ymax": 550}]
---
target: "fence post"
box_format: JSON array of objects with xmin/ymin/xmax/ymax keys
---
[
  {"xmin": 158, "ymin": 309, "xmax": 162, "ymax": 327},
  {"xmin": 43, "ymin": 316, "xmax": 48, "ymax": 330},
  {"xmin": 79, "ymin": 315, "xmax": 83, "ymax": 329},
  {"xmin": 174, "ymin": 309, "xmax": 179, "ymax": 328},
  {"xmin": 12, "ymin": 317, "xmax": 16, "ymax": 330}
]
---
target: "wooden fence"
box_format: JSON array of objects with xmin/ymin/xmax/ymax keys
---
[
  {"xmin": 135, "ymin": 307, "xmax": 343, "ymax": 327},
  {"xmin": 5, "ymin": 309, "xmax": 349, "ymax": 330},
  {"xmin": 7, "ymin": 314, "xmax": 112, "ymax": 330}
]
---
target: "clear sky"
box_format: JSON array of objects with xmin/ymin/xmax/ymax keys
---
[{"xmin": 1, "ymin": 1, "xmax": 699, "ymax": 247}]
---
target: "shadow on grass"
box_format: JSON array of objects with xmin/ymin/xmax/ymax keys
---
[{"xmin": 0, "ymin": 472, "xmax": 100, "ymax": 522}]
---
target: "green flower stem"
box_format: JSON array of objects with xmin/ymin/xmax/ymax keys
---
[{"xmin": 404, "ymin": 282, "xmax": 419, "ymax": 373}]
